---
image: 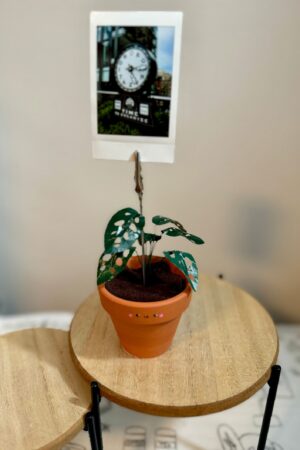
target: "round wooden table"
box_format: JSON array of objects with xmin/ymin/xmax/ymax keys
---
[
  {"xmin": 70, "ymin": 274, "xmax": 279, "ymax": 417},
  {"xmin": 0, "ymin": 328, "xmax": 91, "ymax": 450}
]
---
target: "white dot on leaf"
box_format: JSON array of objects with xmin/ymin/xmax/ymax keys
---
[{"xmin": 116, "ymin": 257, "xmax": 123, "ymax": 267}]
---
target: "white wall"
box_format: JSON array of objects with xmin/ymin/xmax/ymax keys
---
[{"xmin": 0, "ymin": 0, "xmax": 299, "ymax": 321}]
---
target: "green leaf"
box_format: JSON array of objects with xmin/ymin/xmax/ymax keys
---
[
  {"xmin": 152, "ymin": 215, "xmax": 186, "ymax": 231},
  {"xmin": 163, "ymin": 250, "xmax": 199, "ymax": 291},
  {"xmin": 162, "ymin": 227, "xmax": 205, "ymax": 245},
  {"xmin": 141, "ymin": 232, "xmax": 162, "ymax": 244},
  {"xmin": 97, "ymin": 247, "xmax": 135, "ymax": 285},
  {"xmin": 104, "ymin": 208, "xmax": 145, "ymax": 254}
]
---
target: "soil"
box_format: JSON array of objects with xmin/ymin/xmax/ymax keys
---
[{"xmin": 105, "ymin": 260, "xmax": 186, "ymax": 302}]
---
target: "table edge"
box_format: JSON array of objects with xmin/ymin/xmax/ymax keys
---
[{"xmin": 0, "ymin": 328, "xmax": 89, "ymax": 450}]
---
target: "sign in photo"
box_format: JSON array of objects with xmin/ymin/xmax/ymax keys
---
[{"xmin": 90, "ymin": 12, "xmax": 183, "ymax": 163}]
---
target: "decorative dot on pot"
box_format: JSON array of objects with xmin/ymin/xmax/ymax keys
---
[
  {"xmin": 159, "ymin": 313, "xmax": 164, "ymax": 318},
  {"xmin": 128, "ymin": 313, "xmax": 133, "ymax": 318}
]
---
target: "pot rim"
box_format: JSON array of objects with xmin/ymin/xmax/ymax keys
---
[
  {"xmin": 98, "ymin": 256, "xmax": 192, "ymax": 308},
  {"xmin": 99, "ymin": 282, "xmax": 191, "ymax": 308}
]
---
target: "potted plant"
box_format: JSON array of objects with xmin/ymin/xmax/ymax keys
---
[{"xmin": 97, "ymin": 152, "xmax": 204, "ymax": 358}]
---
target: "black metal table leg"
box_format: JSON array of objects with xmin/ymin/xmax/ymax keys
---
[
  {"xmin": 85, "ymin": 412, "xmax": 100, "ymax": 450},
  {"xmin": 84, "ymin": 381, "xmax": 104, "ymax": 450},
  {"xmin": 84, "ymin": 365, "xmax": 280, "ymax": 450},
  {"xmin": 91, "ymin": 381, "xmax": 103, "ymax": 450},
  {"xmin": 257, "ymin": 365, "xmax": 281, "ymax": 450}
]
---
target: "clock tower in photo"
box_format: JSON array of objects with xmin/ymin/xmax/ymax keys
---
[
  {"xmin": 96, "ymin": 26, "xmax": 172, "ymax": 137},
  {"xmin": 113, "ymin": 43, "xmax": 157, "ymax": 127}
]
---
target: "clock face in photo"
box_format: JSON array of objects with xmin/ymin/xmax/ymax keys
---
[{"xmin": 114, "ymin": 45, "xmax": 151, "ymax": 93}]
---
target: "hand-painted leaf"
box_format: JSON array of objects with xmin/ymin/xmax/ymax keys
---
[
  {"xmin": 152, "ymin": 215, "xmax": 186, "ymax": 231},
  {"xmin": 141, "ymin": 232, "xmax": 162, "ymax": 244},
  {"xmin": 104, "ymin": 208, "xmax": 145, "ymax": 254},
  {"xmin": 162, "ymin": 227, "xmax": 205, "ymax": 245},
  {"xmin": 163, "ymin": 250, "xmax": 199, "ymax": 291},
  {"xmin": 97, "ymin": 247, "xmax": 135, "ymax": 285}
]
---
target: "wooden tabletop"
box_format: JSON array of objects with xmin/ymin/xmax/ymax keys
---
[
  {"xmin": 70, "ymin": 274, "xmax": 279, "ymax": 417},
  {"xmin": 0, "ymin": 328, "xmax": 90, "ymax": 450}
]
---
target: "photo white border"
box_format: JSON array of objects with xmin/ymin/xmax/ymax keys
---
[{"xmin": 90, "ymin": 11, "xmax": 183, "ymax": 163}]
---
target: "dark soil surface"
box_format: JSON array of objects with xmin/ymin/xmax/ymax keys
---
[{"xmin": 105, "ymin": 260, "xmax": 186, "ymax": 302}]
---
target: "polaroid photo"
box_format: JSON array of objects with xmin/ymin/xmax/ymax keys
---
[{"xmin": 90, "ymin": 11, "xmax": 183, "ymax": 163}]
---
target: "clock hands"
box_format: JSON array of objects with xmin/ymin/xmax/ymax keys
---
[
  {"xmin": 130, "ymin": 72, "xmax": 138, "ymax": 84},
  {"xmin": 134, "ymin": 65, "xmax": 148, "ymax": 72},
  {"xmin": 123, "ymin": 60, "xmax": 148, "ymax": 90},
  {"xmin": 126, "ymin": 65, "xmax": 141, "ymax": 86},
  {"xmin": 126, "ymin": 64, "xmax": 148, "ymax": 73}
]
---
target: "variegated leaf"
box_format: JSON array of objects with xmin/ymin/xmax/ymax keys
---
[
  {"xmin": 152, "ymin": 215, "xmax": 186, "ymax": 231},
  {"xmin": 97, "ymin": 247, "xmax": 135, "ymax": 285},
  {"xmin": 104, "ymin": 208, "xmax": 145, "ymax": 254},
  {"xmin": 163, "ymin": 250, "xmax": 199, "ymax": 291},
  {"xmin": 141, "ymin": 232, "xmax": 162, "ymax": 244},
  {"xmin": 162, "ymin": 227, "xmax": 204, "ymax": 245}
]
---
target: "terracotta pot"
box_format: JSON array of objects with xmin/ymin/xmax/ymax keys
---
[{"xmin": 98, "ymin": 256, "xmax": 192, "ymax": 358}]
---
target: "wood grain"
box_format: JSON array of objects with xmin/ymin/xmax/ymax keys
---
[
  {"xmin": 70, "ymin": 274, "xmax": 279, "ymax": 417},
  {"xmin": 0, "ymin": 328, "xmax": 90, "ymax": 450}
]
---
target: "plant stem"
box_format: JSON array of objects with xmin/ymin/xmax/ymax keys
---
[
  {"xmin": 147, "ymin": 240, "xmax": 157, "ymax": 272},
  {"xmin": 139, "ymin": 195, "xmax": 146, "ymax": 286},
  {"xmin": 134, "ymin": 249, "xmax": 143, "ymax": 268}
]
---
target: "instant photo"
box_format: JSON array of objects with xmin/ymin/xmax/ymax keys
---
[
  {"xmin": 90, "ymin": 12, "xmax": 183, "ymax": 162},
  {"xmin": 97, "ymin": 26, "xmax": 174, "ymax": 138}
]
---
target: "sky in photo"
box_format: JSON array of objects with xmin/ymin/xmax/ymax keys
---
[{"xmin": 156, "ymin": 27, "xmax": 175, "ymax": 74}]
